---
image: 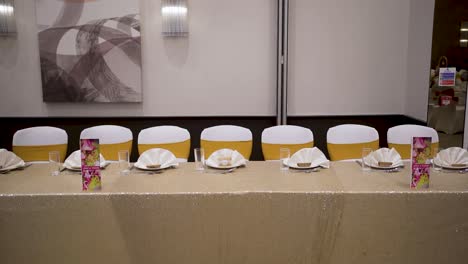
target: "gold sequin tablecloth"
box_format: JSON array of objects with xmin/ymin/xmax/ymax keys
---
[{"xmin": 1, "ymin": 162, "xmax": 467, "ymax": 264}]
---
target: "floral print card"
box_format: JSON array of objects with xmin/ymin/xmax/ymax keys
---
[
  {"xmin": 411, "ymin": 137, "xmax": 431, "ymax": 189},
  {"xmin": 80, "ymin": 139, "xmax": 102, "ymax": 191}
]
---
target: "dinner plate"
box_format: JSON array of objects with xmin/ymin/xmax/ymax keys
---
[
  {"xmin": 283, "ymin": 159, "xmax": 320, "ymax": 170},
  {"xmin": 433, "ymin": 161, "xmax": 468, "ymax": 170},
  {"xmin": 206, "ymin": 164, "xmax": 243, "ymax": 170},
  {"xmin": 133, "ymin": 162, "xmax": 174, "ymax": 171},
  {"xmin": 0, "ymin": 163, "xmax": 27, "ymax": 172}
]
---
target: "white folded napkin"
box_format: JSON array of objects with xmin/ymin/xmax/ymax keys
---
[
  {"xmin": 363, "ymin": 148, "xmax": 403, "ymax": 168},
  {"xmin": 287, "ymin": 147, "xmax": 330, "ymax": 169},
  {"xmin": 64, "ymin": 150, "xmax": 107, "ymax": 169},
  {"xmin": 205, "ymin": 149, "xmax": 247, "ymax": 168},
  {"xmin": 134, "ymin": 148, "xmax": 178, "ymax": 169},
  {"xmin": 0, "ymin": 149, "xmax": 25, "ymax": 171},
  {"xmin": 434, "ymin": 147, "xmax": 468, "ymax": 168}
]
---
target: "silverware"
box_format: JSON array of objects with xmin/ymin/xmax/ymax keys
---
[
  {"xmin": 289, "ymin": 167, "xmax": 320, "ymax": 173},
  {"xmin": 205, "ymin": 168, "xmax": 236, "ymax": 174},
  {"xmin": 132, "ymin": 170, "xmax": 164, "ymax": 175}
]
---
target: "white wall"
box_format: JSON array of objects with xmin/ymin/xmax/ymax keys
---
[
  {"xmin": 288, "ymin": 0, "xmax": 434, "ymax": 118},
  {"xmin": 0, "ymin": 0, "xmax": 277, "ymax": 117},
  {"xmin": 0, "ymin": 0, "xmax": 436, "ymax": 119},
  {"xmin": 405, "ymin": 0, "xmax": 435, "ymax": 122}
]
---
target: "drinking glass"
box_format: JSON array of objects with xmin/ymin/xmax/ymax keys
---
[
  {"xmin": 361, "ymin": 148, "xmax": 372, "ymax": 171},
  {"xmin": 432, "ymin": 146, "xmax": 442, "ymax": 172},
  {"xmin": 279, "ymin": 148, "xmax": 290, "ymax": 171},
  {"xmin": 194, "ymin": 148, "xmax": 205, "ymax": 171},
  {"xmin": 118, "ymin": 150, "xmax": 130, "ymax": 176},
  {"xmin": 48, "ymin": 151, "xmax": 60, "ymax": 176}
]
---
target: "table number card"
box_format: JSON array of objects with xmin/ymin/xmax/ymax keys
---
[
  {"xmin": 80, "ymin": 139, "xmax": 102, "ymax": 191},
  {"xmin": 411, "ymin": 137, "xmax": 431, "ymax": 189}
]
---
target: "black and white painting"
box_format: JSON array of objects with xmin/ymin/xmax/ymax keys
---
[{"xmin": 36, "ymin": 0, "xmax": 142, "ymax": 102}]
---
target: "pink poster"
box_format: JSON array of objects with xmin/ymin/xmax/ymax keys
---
[
  {"xmin": 411, "ymin": 137, "xmax": 431, "ymax": 189},
  {"xmin": 80, "ymin": 139, "xmax": 102, "ymax": 191}
]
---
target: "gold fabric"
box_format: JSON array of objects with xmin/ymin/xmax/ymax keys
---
[
  {"xmin": 200, "ymin": 140, "xmax": 252, "ymax": 160},
  {"xmin": 100, "ymin": 140, "xmax": 133, "ymax": 160},
  {"xmin": 388, "ymin": 142, "xmax": 439, "ymax": 159},
  {"xmin": 327, "ymin": 140, "xmax": 379, "ymax": 161},
  {"xmin": 13, "ymin": 144, "xmax": 68, "ymax": 162},
  {"xmin": 0, "ymin": 162, "xmax": 467, "ymax": 264},
  {"xmin": 261, "ymin": 141, "xmax": 314, "ymax": 160},
  {"xmin": 138, "ymin": 139, "xmax": 191, "ymax": 159}
]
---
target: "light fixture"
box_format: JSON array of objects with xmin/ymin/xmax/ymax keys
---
[
  {"xmin": 161, "ymin": 0, "xmax": 188, "ymax": 37},
  {"xmin": 461, "ymin": 22, "xmax": 468, "ymax": 47},
  {"xmin": 0, "ymin": 0, "xmax": 16, "ymax": 36}
]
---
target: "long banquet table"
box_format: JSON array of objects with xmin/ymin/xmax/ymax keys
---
[{"xmin": 1, "ymin": 161, "xmax": 468, "ymax": 264}]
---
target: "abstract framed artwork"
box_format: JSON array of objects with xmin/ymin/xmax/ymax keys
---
[{"xmin": 36, "ymin": 0, "xmax": 142, "ymax": 103}]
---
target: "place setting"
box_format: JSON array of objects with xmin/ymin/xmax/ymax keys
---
[
  {"xmin": 359, "ymin": 148, "xmax": 404, "ymax": 173},
  {"xmin": 432, "ymin": 147, "xmax": 468, "ymax": 173},
  {"xmin": 0, "ymin": 149, "xmax": 30, "ymax": 174},
  {"xmin": 281, "ymin": 147, "xmax": 330, "ymax": 173},
  {"xmin": 60, "ymin": 150, "xmax": 110, "ymax": 174},
  {"xmin": 201, "ymin": 148, "xmax": 247, "ymax": 174},
  {"xmin": 130, "ymin": 148, "xmax": 179, "ymax": 175}
]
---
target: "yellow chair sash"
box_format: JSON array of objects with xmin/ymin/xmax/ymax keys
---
[
  {"xmin": 100, "ymin": 140, "xmax": 133, "ymax": 160},
  {"xmin": 200, "ymin": 140, "xmax": 253, "ymax": 160},
  {"xmin": 13, "ymin": 144, "xmax": 68, "ymax": 162},
  {"xmin": 138, "ymin": 139, "xmax": 191, "ymax": 160},
  {"xmin": 327, "ymin": 140, "xmax": 379, "ymax": 161},
  {"xmin": 261, "ymin": 141, "xmax": 314, "ymax": 160},
  {"xmin": 388, "ymin": 142, "xmax": 439, "ymax": 159}
]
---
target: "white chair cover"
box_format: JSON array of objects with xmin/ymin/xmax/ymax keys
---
[
  {"xmin": 261, "ymin": 125, "xmax": 313, "ymax": 144},
  {"xmin": 327, "ymin": 124, "xmax": 379, "ymax": 144},
  {"xmin": 387, "ymin": 125, "xmax": 439, "ymax": 144},
  {"xmin": 201, "ymin": 125, "xmax": 252, "ymax": 141},
  {"xmin": 80, "ymin": 125, "xmax": 133, "ymax": 144},
  {"xmin": 13, "ymin": 126, "xmax": 68, "ymax": 146},
  {"xmin": 138, "ymin": 126, "xmax": 190, "ymax": 144}
]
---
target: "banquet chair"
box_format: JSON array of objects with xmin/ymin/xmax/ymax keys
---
[
  {"xmin": 261, "ymin": 125, "xmax": 314, "ymax": 160},
  {"xmin": 326, "ymin": 124, "xmax": 379, "ymax": 161},
  {"xmin": 138, "ymin": 126, "xmax": 191, "ymax": 162},
  {"xmin": 387, "ymin": 125, "xmax": 439, "ymax": 159},
  {"xmin": 200, "ymin": 125, "xmax": 253, "ymax": 159},
  {"xmin": 12, "ymin": 126, "xmax": 68, "ymax": 162},
  {"xmin": 80, "ymin": 125, "xmax": 133, "ymax": 161}
]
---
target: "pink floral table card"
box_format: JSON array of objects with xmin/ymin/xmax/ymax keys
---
[
  {"xmin": 80, "ymin": 139, "xmax": 102, "ymax": 191},
  {"xmin": 411, "ymin": 137, "xmax": 432, "ymax": 189}
]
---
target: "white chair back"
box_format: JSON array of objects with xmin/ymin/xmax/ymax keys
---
[
  {"xmin": 387, "ymin": 125, "xmax": 439, "ymax": 145},
  {"xmin": 13, "ymin": 126, "xmax": 68, "ymax": 146},
  {"xmin": 201, "ymin": 125, "xmax": 252, "ymax": 141},
  {"xmin": 80, "ymin": 125, "xmax": 132, "ymax": 144},
  {"xmin": 12, "ymin": 126, "xmax": 68, "ymax": 162},
  {"xmin": 387, "ymin": 125, "xmax": 439, "ymax": 159},
  {"xmin": 326, "ymin": 124, "xmax": 379, "ymax": 161},
  {"xmin": 138, "ymin": 126, "xmax": 191, "ymax": 161},
  {"xmin": 138, "ymin": 126, "xmax": 190, "ymax": 144},
  {"xmin": 327, "ymin": 124, "xmax": 379, "ymax": 144},
  {"xmin": 200, "ymin": 125, "xmax": 253, "ymax": 159},
  {"xmin": 80, "ymin": 125, "xmax": 133, "ymax": 160},
  {"xmin": 261, "ymin": 125, "xmax": 314, "ymax": 144}
]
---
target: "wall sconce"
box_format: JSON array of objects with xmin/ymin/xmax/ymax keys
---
[
  {"xmin": 0, "ymin": 0, "xmax": 16, "ymax": 36},
  {"xmin": 161, "ymin": 0, "xmax": 188, "ymax": 37},
  {"xmin": 461, "ymin": 21, "xmax": 468, "ymax": 48}
]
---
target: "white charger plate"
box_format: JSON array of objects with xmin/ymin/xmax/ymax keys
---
[
  {"xmin": 133, "ymin": 162, "xmax": 175, "ymax": 171},
  {"xmin": 283, "ymin": 159, "xmax": 320, "ymax": 170},
  {"xmin": 367, "ymin": 163, "xmax": 403, "ymax": 170},
  {"xmin": 433, "ymin": 160, "xmax": 468, "ymax": 170},
  {"xmin": 0, "ymin": 163, "xmax": 27, "ymax": 172}
]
